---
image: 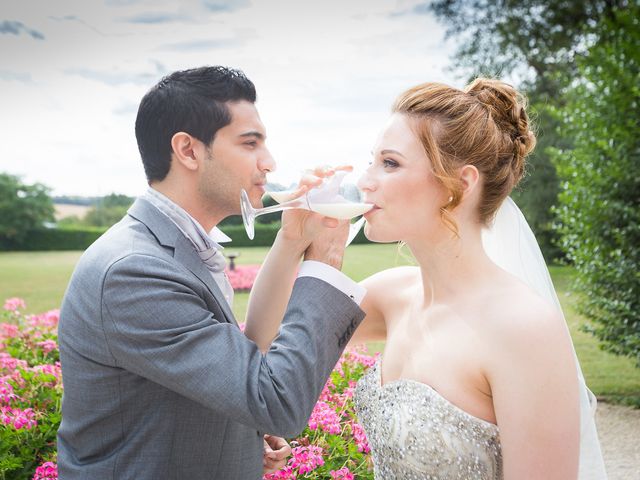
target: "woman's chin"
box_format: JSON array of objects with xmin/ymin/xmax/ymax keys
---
[{"xmin": 364, "ymin": 225, "xmax": 401, "ymax": 244}]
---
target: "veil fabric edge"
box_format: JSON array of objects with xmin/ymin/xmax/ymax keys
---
[{"xmin": 481, "ymin": 197, "xmax": 607, "ymax": 480}]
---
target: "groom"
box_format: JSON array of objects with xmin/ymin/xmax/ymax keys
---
[{"xmin": 57, "ymin": 66, "xmax": 366, "ymax": 479}]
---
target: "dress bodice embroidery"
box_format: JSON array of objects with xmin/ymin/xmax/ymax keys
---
[{"xmin": 354, "ymin": 361, "xmax": 503, "ymax": 479}]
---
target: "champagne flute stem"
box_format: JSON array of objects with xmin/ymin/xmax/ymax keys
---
[{"xmin": 255, "ymin": 197, "xmax": 309, "ymax": 218}]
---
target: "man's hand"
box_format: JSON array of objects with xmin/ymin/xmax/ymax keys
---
[
  {"xmin": 304, "ymin": 218, "xmax": 349, "ymax": 270},
  {"xmin": 262, "ymin": 434, "xmax": 292, "ymax": 475}
]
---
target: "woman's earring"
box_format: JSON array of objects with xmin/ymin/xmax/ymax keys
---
[{"xmin": 448, "ymin": 195, "xmax": 453, "ymax": 203}]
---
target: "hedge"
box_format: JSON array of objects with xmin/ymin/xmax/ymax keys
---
[
  {"xmin": 0, "ymin": 226, "xmax": 107, "ymax": 251},
  {"xmin": 0, "ymin": 221, "xmax": 371, "ymax": 252}
]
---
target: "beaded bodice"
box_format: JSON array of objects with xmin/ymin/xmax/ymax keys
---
[{"xmin": 354, "ymin": 361, "xmax": 502, "ymax": 479}]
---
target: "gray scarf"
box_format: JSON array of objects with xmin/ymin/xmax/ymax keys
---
[{"xmin": 142, "ymin": 188, "xmax": 234, "ymax": 307}]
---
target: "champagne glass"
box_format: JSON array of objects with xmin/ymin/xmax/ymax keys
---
[{"xmin": 240, "ymin": 170, "xmax": 372, "ymax": 242}]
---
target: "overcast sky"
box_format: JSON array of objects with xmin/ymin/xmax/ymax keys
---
[{"xmin": 0, "ymin": 0, "xmax": 460, "ymax": 197}]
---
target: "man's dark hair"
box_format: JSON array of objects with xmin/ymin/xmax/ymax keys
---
[{"xmin": 135, "ymin": 66, "xmax": 256, "ymax": 182}]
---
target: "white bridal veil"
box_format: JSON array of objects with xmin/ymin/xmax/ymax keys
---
[{"xmin": 481, "ymin": 197, "xmax": 607, "ymax": 480}]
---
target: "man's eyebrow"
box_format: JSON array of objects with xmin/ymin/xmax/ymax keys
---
[
  {"xmin": 380, "ymin": 149, "xmax": 406, "ymax": 158},
  {"xmin": 239, "ymin": 131, "xmax": 265, "ymax": 140}
]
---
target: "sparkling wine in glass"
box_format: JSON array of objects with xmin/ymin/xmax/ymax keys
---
[{"xmin": 240, "ymin": 170, "xmax": 372, "ymax": 241}]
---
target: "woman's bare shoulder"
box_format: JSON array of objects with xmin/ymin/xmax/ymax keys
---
[
  {"xmin": 360, "ymin": 265, "xmax": 420, "ymax": 291},
  {"xmin": 480, "ymin": 277, "xmax": 568, "ymax": 348}
]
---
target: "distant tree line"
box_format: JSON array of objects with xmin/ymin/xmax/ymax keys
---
[
  {"xmin": 52, "ymin": 195, "xmax": 102, "ymax": 206},
  {"xmin": 0, "ymin": 173, "xmax": 54, "ymax": 246},
  {"xmin": 57, "ymin": 193, "xmax": 135, "ymax": 228}
]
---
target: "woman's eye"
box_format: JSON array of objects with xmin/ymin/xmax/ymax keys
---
[{"xmin": 383, "ymin": 159, "xmax": 398, "ymax": 168}]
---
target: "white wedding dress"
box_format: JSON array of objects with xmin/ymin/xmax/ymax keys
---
[
  {"xmin": 354, "ymin": 360, "xmax": 502, "ymax": 479},
  {"xmin": 353, "ymin": 198, "xmax": 607, "ymax": 480}
]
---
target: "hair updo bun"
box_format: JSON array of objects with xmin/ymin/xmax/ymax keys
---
[
  {"xmin": 393, "ymin": 77, "xmax": 537, "ymax": 228},
  {"xmin": 465, "ymin": 78, "xmax": 536, "ymax": 187}
]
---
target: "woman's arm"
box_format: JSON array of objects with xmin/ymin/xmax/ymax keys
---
[
  {"xmin": 244, "ymin": 169, "xmax": 331, "ymax": 351},
  {"xmin": 346, "ymin": 277, "xmax": 387, "ymax": 346},
  {"xmin": 246, "ymin": 165, "xmax": 377, "ymax": 351},
  {"xmin": 487, "ymin": 300, "xmax": 580, "ymax": 479},
  {"xmin": 244, "ymin": 231, "xmax": 306, "ymax": 352},
  {"xmin": 347, "ymin": 265, "xmax": 418, "ymax": 346}
]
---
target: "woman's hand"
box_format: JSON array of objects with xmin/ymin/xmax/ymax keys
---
[{"xmin": 279, "ymin": 165, "xmax": 353, "ymax": 247}]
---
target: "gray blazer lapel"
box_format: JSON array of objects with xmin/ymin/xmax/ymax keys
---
[
  {"xmin": 173, "ymin": 235, "xmax": 238, "ymax": 326},
  {"xmin": 127, "ymin": 198, "xmax": 238, "ymax": 326}
]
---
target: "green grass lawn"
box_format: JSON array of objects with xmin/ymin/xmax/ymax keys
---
[{"xmin": 1, "ymin": 246, "xmax": 638, "ymax": 404}]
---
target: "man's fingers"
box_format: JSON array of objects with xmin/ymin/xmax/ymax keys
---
[
  {"xmin": 298, "ymin": 173, "xmax": 324, "ymax": 189},
  {"xmin": 264, "ymin": 457, "xmax": 287, "ymax": 468},
  {"xmin": 290, "ymin": 184, "xmax": 309, "ymax": 197},
  {"xmin": 267, "ymin": 446, "xmax": 290, "ymax": 461},
  {"xmin": 322, "ymin": 217, "xmax": 339, "ymax": 228},
  {"xmin": 263, "ymin": 434, "xmax": 291, "ymax": 461},
  {"xmin": 308, "ymin": 165, "xmax": 335, "ymax": 177}
]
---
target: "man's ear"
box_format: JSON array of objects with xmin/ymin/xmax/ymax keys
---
[
  {"xmin": 170, "ymin": 132, "xmax": 199, "ymax": 172},
  {"xmin": 459, "ymin": 164, "xmax": 480, "ymax": 197}
]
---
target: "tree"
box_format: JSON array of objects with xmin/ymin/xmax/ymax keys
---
[
  {"xmin": 429, "ymin": 0, "xmax": 629, "ymax": 260},
  {"xmin": 0, "ymin": 173, "xmax": 54, "ymax": 246},
  {"xmin": 552, "ymin": 4, "xmax": 640, "ymax": 364},
  {"xmin": 82, "ymin": 193, "xmax": 134, "ymax": 227}
]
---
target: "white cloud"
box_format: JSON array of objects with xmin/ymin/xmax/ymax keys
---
[{"xmin": 0, "ymin": 0, "xmax": 458, "ymax": 196}]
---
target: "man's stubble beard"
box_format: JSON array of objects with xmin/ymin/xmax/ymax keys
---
[{"xmin": 198, "ymin": 150, "xmax": 239, "ymax": 217}]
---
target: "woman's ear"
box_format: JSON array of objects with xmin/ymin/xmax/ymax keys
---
[
  {"xmin": 170, "ymin": 132, "xmax": 199, "ymax": 171},
  {"xmin": 459, "ymin": 164, "xmax": 480, "ymax": 197}
]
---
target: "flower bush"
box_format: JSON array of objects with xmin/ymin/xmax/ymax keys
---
[
  {"xmin": 226, "ymin": 264, "xmax": 261, "ymax": 291},
  {"xmin": 263, "ymin": 348, "xmax": 377, "ymax": 479},
  {"xmin": 0, "ymin": 299, "xmax": 60, "ymax": 480},
  {"xmin": 0, "ymin": 297, "xmax": 376, "ymax": 479}
]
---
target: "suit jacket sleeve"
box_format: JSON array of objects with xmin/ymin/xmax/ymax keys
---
[{"xmin": 101, "ymin": 253, "xmax": 364, "ymax": 438}]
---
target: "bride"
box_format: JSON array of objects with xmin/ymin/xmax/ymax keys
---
[
  {"xmin": 348, "ymin": 78, "xmax": 606, "ymax": 479},
  {"xmin": 247, "ymin": 78, "xmax": 606, "ymax": 479}
]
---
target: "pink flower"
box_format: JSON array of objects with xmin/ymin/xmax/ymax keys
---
[
  {"xmin": 290, "ymin": 445, "xmax": 324, "ymax": 474},
  {"xmin": 3, "ymin": 297, "xmax": 26, "ymax": 312},
  {"xmin": 0, "ymin": 353, "xmax": 28, "ymax": 374},
  {"xmin": 344, "ymin": 346, "xmax": 378, "ymax": 368},
  {"xmin": 0, "ymin": 406, "xmax": 37, "ymax": 430},
  {"xmin": 31, "ymin": 363, "xmax": 62, "ymax": 387},
  {"xmin": 36, "ymin": 339, "xmax": 58, "ymax": 353},
  {"xmin": 263, "ymin": 465, "xmax": 297, "ymax": 480},
  {"xmin": 32, "ymin": 461, "xmax": 58, "ymax": 480},
  {"xmin": 0, "ymin": 377, "xmax": 18, "ymax": 405},
  {"xmin": 0, "ymin": 377, "xmax": 18, "ymax": 404},
  {"xmin": 29, "ymin": 309, "xmax": 60, "ymax": 329},
  {"xmin": 0, "ymin": 323, "xmax": 19, "ymax": 339},
  {"xmin": 225, "ymin": 265, "xmax": 261, "ymax": 291},
  {"xmin": 330, "ymin": 467, "xmax": 355, "ymax": 479},
  {"xmin": 317, "ymin": 377, "xmax": 336, "ymax": 403},
  {"xmin": 308, "ymin": 401, "xmax": 342, "ymax": 435},
  {"xmin": 351, "ymin": 421, "xmax": 370, "ymax": 453}
]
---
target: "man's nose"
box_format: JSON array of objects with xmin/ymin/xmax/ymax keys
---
[{"xmin": 259, "ymin": 149, "xmax": 276, "ymax": 173}]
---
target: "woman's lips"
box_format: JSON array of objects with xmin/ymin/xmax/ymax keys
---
[{"xmin": 364, "ymin": 205, "xmax": 381, "ymax": 219}]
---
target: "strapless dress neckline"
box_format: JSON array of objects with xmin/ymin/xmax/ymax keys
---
[
  {"xmin": 354, "ymin": 360, "xmax": 503, "ymax": 479},
  {"xmin": 376, "ymin": 361, "xmax": 499, "ymax": 431}
]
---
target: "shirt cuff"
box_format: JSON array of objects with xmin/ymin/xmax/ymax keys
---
[{"xmin": 297, "ymin": 260, "xmax": 366, "ymax": 305}]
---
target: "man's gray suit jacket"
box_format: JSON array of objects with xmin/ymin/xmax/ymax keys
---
[{"xmin": 57, "ymin": 197, "xmax": 365, "ymax": 479}]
